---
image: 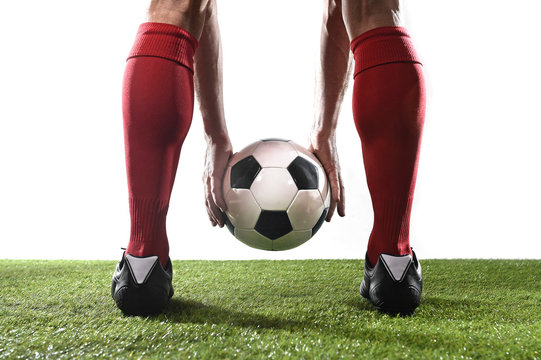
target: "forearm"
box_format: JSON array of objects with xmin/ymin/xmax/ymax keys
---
[
  {"xmin": 313, "ymin": 0, "xmax": 352, "ymax": 138},
  {"xmin": 194, "ymin": 1, "xmax": 230, "ymax": 144}
]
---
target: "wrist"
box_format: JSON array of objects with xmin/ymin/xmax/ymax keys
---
[
  {"xmin": 205, "ymin": 130, "xmax": 231, "ymax": 147},
  {"xmin": 310, "ymin": 125, "xmax": 336, "ymax": 141},
  {"xmin": 312, "ymin": 112, "xmax": 338, "ymax": 136}
]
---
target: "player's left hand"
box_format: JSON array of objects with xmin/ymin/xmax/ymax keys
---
[{"xmin": 203, "ymin": 136, "xmax": 232, "ymax": 227}]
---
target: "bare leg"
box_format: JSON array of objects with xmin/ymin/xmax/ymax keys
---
[
  {"xmin": 342, "ymin": 0, "xmax": 401, "ymax": 39},
  {"xmin": 148, "ymin": 0, "xmax": 209, "ymax": 37}
]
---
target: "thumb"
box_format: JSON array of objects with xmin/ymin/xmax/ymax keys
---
[{"xmin": 211, "ymin": 175, "xmax": 227, "ymax": 211}]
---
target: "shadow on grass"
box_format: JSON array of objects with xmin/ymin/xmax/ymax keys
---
[
  {"xmin": 159, "ymin": 290, "xmax": 379, "ymax": 330},
  {"xmin": 157, "ymin": 297, "xmax": 305, "ymax": 330},
  {"xmin": 345, "ymin": 297, "xmax": 422, "ymax": 318},
  {"xmin": 131, "ymin": 291, "xmax": 534, "ymax": 355},
  {"xmin": 345, "ymin": 297, "xmax": 374, "ymax": 312}
]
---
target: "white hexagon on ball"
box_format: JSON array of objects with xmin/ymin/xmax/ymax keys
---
[
  {"xmin": 287, "ymin": 190, "xmax": 325, "ymax": 230},
  {"xmin": 252, "ymin": 140, "xmax": 298, "ymax": 168},
  {"xmin": 234, "ymin": 228, "xmax": 273, "ymax": 250},
  {"xmin": 224, "ymin": 189, "xmax": 261, "ymax": 229},
  {"xmin": 250, "ymin": 168, "xmax": 298, "ymax": 211},
  {"xmin": 272, "ymin": 230, "xmax": 312, "ymax": 251}
]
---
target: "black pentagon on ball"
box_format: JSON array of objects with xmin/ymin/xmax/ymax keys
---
[
  {"xmin": 311, "ymin": 208, "xmax": 329, "ymax": 237},
  {"xmin": 287, "ymin": 156, "xmax": 319, "ymax": 190},
  {"xmin": 230, "ymin": 155, "xmax": 262, "ymax": 189},
  {"xmin": 255, "ymin": 211, "xmax": 293, "ymax": 240}
]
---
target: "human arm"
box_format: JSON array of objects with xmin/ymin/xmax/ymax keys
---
[
  {"xmin": 195, "ymin": 0, "xmax": 232, "ymax": 227},
  {"xmin": 310, "ymin": 0, "xmax": 351, "ymax": 221}
]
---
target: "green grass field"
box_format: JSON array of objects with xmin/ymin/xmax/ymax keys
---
[{"xmin": 0, "ymin": 259, "xmax": 539, "ymax": 359}]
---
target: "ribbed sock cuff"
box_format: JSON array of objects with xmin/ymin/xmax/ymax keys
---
[
  {"xmin": 128, "ymin": 22, "xmax": 198, "ymax": 72},
  {"xmin": 128, "ymin": 197, "xmax": 169, "ymax": 245},
  {"xmin": 374, "ymin": 196, "xmax": 413, "ymax": 242},
  {"xmin": 350, "ymin": 26, "xmax": 421, "ymax": 78},
  {"xmin": 367, "ymin": 196, "xmax": 414, "ymax": 265}
]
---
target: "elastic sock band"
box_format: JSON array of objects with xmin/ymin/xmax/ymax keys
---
[
  {"xmin": 350, "ymin": 26, "xmax": 421, "ymax": 78},
  {"xmin": 128, "ymin": 22, "xmax": 198, "ymax": 72}
]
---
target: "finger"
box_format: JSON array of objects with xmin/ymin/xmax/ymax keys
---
[
  {"xmin": 206, "ymin": 202, "xmax": 217, "ymax": 227},
  {"xmin": 206, "ymin": 181, "xmax": 224, "ymax": 227},
  {"xmin": 209, "ymin": 199, "xmax": 225, "ymax": 227},
  {"xmin": 325, "ymin": 168, "xmax": 340, "ymax": 222},
  {"xmin": 211, "ymin": 175, "xmax": 227, "ymax": 212},
  {"xmin": 205, "ymin": 196, "xmax": 218, "ymax": 226},
  {"xmin": 337, "ymin": 171, "xmax": 346, "ymax": 217},
  {"xmin": 205, "ymin": 181, "xmax": 220, "ymax": 226},
  {"xmin": 211, "ymin": 149, "xmax": 232, "ymax": 212}
]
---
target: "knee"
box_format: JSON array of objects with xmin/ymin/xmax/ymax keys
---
[{"xmin": 148, "ymin": 0, "xmax": 211, "ymax": 39}]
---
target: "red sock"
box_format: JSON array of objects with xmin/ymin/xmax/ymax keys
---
[
  {"xmin": 350, "ymin": 27, "xmax": 426, "ymax": 266},
  {"xmin": 123, "ymin": 23, "xmax": 198, "ymax": 267}
]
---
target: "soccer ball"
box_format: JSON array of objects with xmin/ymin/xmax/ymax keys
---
[{"xmin": 222, "ymin": 139, "xmax": 330, "ymax": 251}]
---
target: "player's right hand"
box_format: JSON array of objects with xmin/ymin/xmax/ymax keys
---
[
  {"xmin": 203, "ymin": 136, "xmax": 232, "ymax": 227},
  {"xmin": 308, "ymin": 131, "xmax": 346, "ymax": 222}
]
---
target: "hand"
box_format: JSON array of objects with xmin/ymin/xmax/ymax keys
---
[
  {"xmin": 203, "ymin": 135, "xmax": 232, "ymax": 227},
  {"xmin": 309, "ymin": 132, "xmax": 345, "ymax": 221}
]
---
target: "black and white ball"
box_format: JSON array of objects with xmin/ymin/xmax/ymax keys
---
[{"xmin": 222, "ymin": 139, "xmax": 330, "ymax": 251}]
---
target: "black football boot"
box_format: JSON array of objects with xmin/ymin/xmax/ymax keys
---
[
  {"xmin": 360, "ymin": 250, "xmax": 422, "ymax": 315},
  {"xmin": 111, "ymin": 253, "xmax": 174, "ymax": 316}
]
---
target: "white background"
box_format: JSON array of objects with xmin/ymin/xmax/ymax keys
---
[{"xmin": 1, "ymin": 0, "xmax": 540, "ymax": 260}]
